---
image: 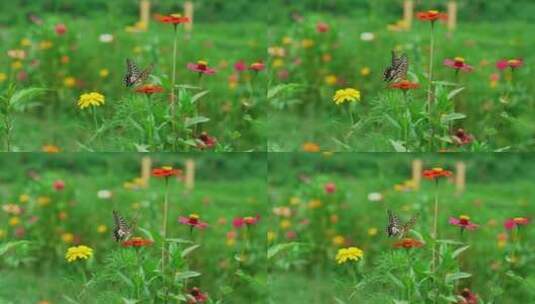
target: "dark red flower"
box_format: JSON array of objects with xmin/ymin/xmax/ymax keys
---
[
  {"xmin": 178, "ymin": 214, "xmax": 208, "ymax": 229},
  {"xmin": 152, "ymin": 166, "xmax": 182, "ymax": 178},
  {"xmin": 390, "ymin": 80, "xmax": 420, "ymax": 91},
  {"xmin": 122, "ymin": 237, "xmax": 153, "ymax": 248},
  {"xmin": 187, "ymin": 60, "xmax": 216, "ymax": 75},
  {"xmin": 197, "ymin": 132, "xmax": 217, "ymax": 149},
  {"xmin": 134, "ymin": 84, "xmax": 165, "ymax": 95},
  {"xmin": 452, "ymin": 129, "xmax": 474, "ymax": 145},
  {"xmin": 423, "ymin": 168, "xmax": 452, "ymax": 180},
  {"xmin": 233, "ymin": 215, "xmax": 261, "ymax": 228},
  {"xmin": 458, "ymin": 288, "xmax": 478, "ymax": 304},
  {"xmin": 156, "ymin": 14, "xmax": 190, "ymax": 25},
  {"xmin": 188, "ymin": 287, "xmax": 208, "ymax": 303},
  {"xmin": 393, "ymin": 238, "xmax": 424, "ymax": 249}
]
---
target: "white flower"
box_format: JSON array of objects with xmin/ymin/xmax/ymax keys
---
[
  {"xmin": 367, "ymin": 192, "xmax": 383, "ymax": 202},
  {"xmin": 99, "ymin": 34, "xmax": 114, "ymax": 43},
  {"xmin": 97, "ymin": 190, "xmax": 113, "ymax": 199},
  {"xmin": 360, "ymin": 32, "xmax": 375, "ymax": 42}
]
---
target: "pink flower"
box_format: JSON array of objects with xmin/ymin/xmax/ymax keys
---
[
  {"xmin": 504, "ymin": 217, "xmax": 530, "ymax": 230},
  {"xmin": 55, "ymin": 23, "xmax": 67, "ymax": 35},
  {"xmin": 178, "ymin": 214, "xmax": 208, "ymax": 229},
  {"xmin": 449, "ymin": 215, "xmax": 479, "ymax": 230},
  {"xmin": 324, "ymin": 182, "xmax": 336, "ymax": 194},
  {"xmin": 444, "ymin": 57, "xmax": 473, "ymax": 72},
  {"xmin": 277, "ymin": 69, "xmax": 289, "ymax": 80},
  {"xmin": 316, "ymin": 22, "xmax": 329, "ymax": 33},
  {"xmin": 233, "ymin": 215, "xmax": 260, "ymax": 228},
  {"xmin": 234, "ymin": 60, "xmax": 246, "ymax": 72},
  {"xmin": 188, "ymin": 287, "xmax": 208, "ymax": 303},
  {"xmin": 452, "ymin": 129, "xmax": 474, "ymax": 146},
  {"xmin": 496, "ymin": 58, "xmax": 523, "ymax": 70},
  {"xmin": 250, "ymin": 61, "xmax": 265, "ymax": 72},
  {"xmin": 286, "ymin": 231, "xmax": 297, "ymax": 239},
  {"xmin": 53, "ymin": 180, "xmax": 65, "ymax": 191},
  {"xmin": 496, "ymin": 59, "xmax": 509, "ymax": 70},
  {"xmin": 187, "ymin": 60, "xmax": 216, "ymax": 75}
]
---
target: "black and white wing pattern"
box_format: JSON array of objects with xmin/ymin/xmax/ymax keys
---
[
  {"xmin": 386, "ymin": 209, "xmax": 402, "ymax": 237},
  {"xmin": 124, "ymin": 59, "xmax": 153, "ymax": 87},
  {"xmin": 383, "ymin": 51, "xmax": 409, "ymax": 83},
  {"xmin": 112, "ymin": 210, "xmax": 132, "ymax": 242}
]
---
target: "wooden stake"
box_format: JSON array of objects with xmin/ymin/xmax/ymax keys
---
[
  {"xmin": 455, "ymin": 161, "xmax": 466, "ymax": 194},
  {"xmin": 185, "ymin": 159, "xmax": 195, "ymax": 191},
  {"xmin": 141, "ymin": 156, "xmax": 152, "ymax": 188},
  {"xmin": 411, "ymin": 159, "xmax": 422, "ymax": 190},
  {"xmin": 448, "ymin": 1, "xmax": 457, "ymax": 32},
  {"xmin": 184, "ymin": 1, "xmax": 194, "ymax": 34},
  {"xmin": 140, "ymin": 0, "xmax": 151, "ymax": 31},
  {"xmin": 403, "ymin": 0, "xmax": 413, "ymax": 30}
]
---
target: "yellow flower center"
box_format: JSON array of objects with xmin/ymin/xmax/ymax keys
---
[
  {"xmin": 429, "ymin": 10, "xmax": 439, "ymax": 14},
  {"xmin": 454, "ymin": 57, "xmax": 465, "ymax": 63},
  {"xmin": 197, "ymin": 60, "xmax": 208, "ymax": 66},
  {"xmin": 459, "ymin": 215, "xmax": 470, "ymax": 220},
  {"xmin": 190, "ymin": 214, "xmax": 200, "ymax": 219},
  {"xmin": 162, "ymin": 166, "xmax": 173, "ymax": 170},
  {"xmin": 432, "ymin": 167, "xmax": 444, "ymax": 172}
]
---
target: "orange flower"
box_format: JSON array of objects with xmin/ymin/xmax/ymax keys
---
[
  {"xmin": 155, "ymin": 14, "xmax": 190, "ymax": 25},
  {"xmin": 423, "ymin": 167, "xmax": 452, "ymax": 180},
  {"xmin": 393, "ymin": 238, "xmax": 424, "ymax": 249},
  {"xmin": 152, "ymin": 166, "xmax": 182, "ymax": 178},
  {"xmin": 390, "ymin": 80, "xmax": 420, "ymax": 91},
  {"xmin": 122, "ymin": 237, "xmax": 153, "ymax": 248},
  {"xmin": 135, "ymin": 84, "xmax": 165, "ymax": 95},
  {"xmin": 416, "ymin": 10, "xmax": 448, "ymax": 22},
  {"xmin": 302, "ymin": 142, "xmax": 320, "ymax": 152}
]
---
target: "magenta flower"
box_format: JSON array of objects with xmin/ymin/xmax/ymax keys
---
[
  {"xmin": 504, "ymin": 217, "xmax": 530, "ymax": 230},
  {"xmin": 187, "ymin": 60, "xmax": 216, "ymax": 75},
  {"xmin": 233, "ymin": 215, "xmax": 260, "ymax": 228},
  {"xmin": 178, "ymin": 214, "xmax": 208, "ymax": 229},
  {"xmin": 444, "ymin": 57, "xmax": 473, "ymax": 72},
  {"xmin": 449, "ymin": 215, "xmax": 479, "ymax": 230},
  {"xmin": 234, "ymin": 60, "xmax": 246, "ymax": 72},
  {"xmin": 497, "ymin": 58, "xmax": 523, "ymax": 70}
]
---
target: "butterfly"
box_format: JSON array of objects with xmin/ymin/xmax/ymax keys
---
[
  {"xmin": 386, "ymin": 210, "xmax": 419, "ymax": 238},
  {"xmin": 124, "ymin": 59, "xmax": 153, "ymax": 87},
  {"xmin": 383, "ymin": 51, "xmax": 409, "ymax": 83},
  {"xmin": 112, "ymin": 210, "xmax": 134, "ymax": 242}
]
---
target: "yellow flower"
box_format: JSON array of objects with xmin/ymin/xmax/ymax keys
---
[
  {"xmin": 9, "ymin": 216, "xmax": 20, "ymax": 226},
  {"xmin": 99, "ymin": 69, "xmax": 109, "ymax": 78},
  {"xmin": 332, "ymin": 235, "xmax": 345, "ymax": 246},
  {"xmin": 61, "ymin": 233, "xmax": 74, "ymax": 244},
  {"xmin": 301, "ymin": 39, "xmax": 314, "ymax": 48},
  {"xmin": 290, "ymin": 197, "xmax": 301, "ymax": 205},
  {"xmin": 267, "ymin": 231, "xmax": 276, "ymax": 242},
  {"xmin": 272, "ymin": 58, "xmax": 284, "ymax": 69},
  {"xmin": 280, "ymin": 219, "xmax": 291, "ymax": 230},
  {"xmin": 308, "ymin": 199, "xmax": 322, "ymax": 209},
  {"xmin": 20, "ymin": 38, "xmax": 32, "ymax": 47},
  {"xmin": 37, "ymin": 196, "xmax": 51, "ymax": 206},
  {"xmin": 97, "ymin": 225, "xmax": 107, "ymax": 234},
  {"xmin": 302, "ymin": 142, "xmax": 320, "ymax": 152},
  {"xmin": 78, "ymin": 92, "xmax": 105, "ymax": 109},
  {"xmin": 65, "ymin": 245, "xmax": 93, "ymax": 262},
  {"xmin": 335, "ymin": 246, "xmax": 364, "ymax": 264},
  {"xmin": 360, "ymin": 67, "xmax": 371, "ymax": 76},
  {"xmin": 39, "ymin": 40, "xmax": 53, "ymax": 50},
  {"xmin": 0, "ymin": 73, "xmax": 7, "ymax": 82},
  {"xmin": 11, "ymin": 61, "xmax": 23, "ymax": 70},
  {"xmin": 19, "ymin": 194, "xmax": 30, "ymax": 203},
  {"xmin": 64, "ymin": 77, "xmax": 76, "ymax": 88},
  {"xmin": 332, "ymin": 88, "xmax": 361, "ymax": 105},
  {"xmin": 0, "ymin": 229, "xmax": 5, "ymax": 239},
  {"xmin": 42, "ymin": 144, "xmax": 60, "ymax": 153},
  {"xmin": 325, "ymin": 75, "xmax": 337, "ymax": 86},
  {"xmin": 368, "ymin": 227, "xmax": 378, "ymax": 236},
  {"xmin": 282, "ymin": 36, "xmax": 293, "ymax": 45}
]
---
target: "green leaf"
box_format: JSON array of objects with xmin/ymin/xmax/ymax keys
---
[
  {"xmin": 440, "ymin": 113, "xmax": 466, "ymax": 124},
  {"xmin": 452, "ymin": 245, "xmax": 470, "ymax": 259},
  {"xmin": 116, "ymin": 271, "xmax": 134, "ymax": 288},
  {"xmin": 445, "ymin": 272, "xmax": 472, "ymax": 284},
  {"xmin": 181, "ymin": 244, "xmax": 200, "ymax": 258},
  {"xmin": 137, "ymin": 227, "xmax": 154, "ymax": 240},
  {"xmin": 191, "ymin": 90, "xmax": 210, "ymax": 104},
  {"xmin": 184, "ymin": 116, "xmax": 210, "ymax": 128},
  {"xmin": 447, "ymin": 87, "xmax": 465, "ymax": 100},
  {"xmin": 9, "ymin": 88, "xmax": 47, "ymax": 112},
  {"xmin": 175, "ymin": 271, "xmax": 201, "ymax": 281},
  {"xmin": 267, "ymin": 84, "xmax": 300, "ymax": 100},
  {"xmin": 387, "ymin": 272, "xmax": 404, "ymax": 288},
  {"xmin": 166, "ymin": 238, "xmax": 193, "ymax": 244},
  {"xmin": 267, "ymin": 242, "xmax": 299, "ymax": 260},
  {"xmin": 389, "ymin": 139, "xmax": 407, "ymax": 152},
  {"xmin": 0, "ymin": 240, "xmax": 30, "ymax": 256}
]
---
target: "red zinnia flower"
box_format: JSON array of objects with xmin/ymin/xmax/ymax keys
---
[
  {"xmin": 393, "ymin": 238, "xmax": 424, "ymax": 249},
  {"xmin": 416, "ymin": 10, "xmax": 448, "ymax": 23},
  {"xmin": 452, "ymin": 129, "xmax": 474, "ymax": 145},
  {"xmin": 250, "ymin": 62, "xmax": 265, "ymax": 72},
  {"xmin": 122, "ymin": 237, "xmax": 154, "ymax": 248},
  {"xmin": 233, "ymin": 215, "xmax": 261, "ymax": 228},
  {"xmin": 152, "ymin": 166, "xmax": 182, "ymax": 178},
  {"xmin": 316, "ymin": 22, "xmax": 329, "ymax": 33},
  {"xmin": 55, "ymin": 23, "xmax": 67, "ymax": 35},
  {"xmin": 504, "ymin": 217, "xmax": 530, "ymax": 230},
  {"xmin": 507, "ymin": 58, "xmax": 523, "ymax": 69},
  {"xmin": 234, "ymin": 60, "xmax": 247, "ymax": 72},
  {"xmin": 458, "ymin": 288, "xmax": 478, "ymax": 304},
  {"xmin": 53, "ymin": 180, "xmax": 65, "ymax": 191},
  {"xmin": 187, "ymin": 60, "xmax": 216, "ymax": 75},
  {"xmin": 178, "ymin": 214, "xmax": 208, "ymax": 229},
  {"xmin": 197, "ymin": 132, "xmax": 217, "ymax": 149},
  {"xmin": 324, "ymin": 182, "xmax": 336, "ymax": 194},
  {"xmin": 390, "ymin": 80, "xmax": 420, "ymax": 91},
  {"xmin": 188, "ymin": 287, "xmax": 208, "ymax": 304},
  {"xmin": 423, "ymin": 168, "xmax": 453, "ymax": 180},
  {"xmin": 449, "ymin": 215, "xmax": 479, "ymax": 231},
  {"xmin": 444, "ymin": 57, "xmax": 474, "ymax": 72},
  {"xmin": 135, "ymin": 84, "xmax": 165, "ymax": 95},
  {"xmin": 156, "ymin": 14, "xmax": 190, "ymax": 25}
]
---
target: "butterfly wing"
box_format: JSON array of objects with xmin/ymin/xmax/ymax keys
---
[
  {"xmin": 124, "ymin": 59, "xmax": 140, "ymax": 87},
  {"xmin": 401, "ymin": 212, "xmax": 419, "ymax": 237},
  {"xmin": 113, "ymin": 210, "xmax": 132, "ymax": 242},
  {"xmin": 386, "ymin": 210, "xmax": 401, "ymax": 237},
  {"xmin": 133, "ymin": 64, "xmax": 154, "ymax": 86},
  {"xmin": 384, "ymin": 52, "xmax": 409, "ymax": 82}
]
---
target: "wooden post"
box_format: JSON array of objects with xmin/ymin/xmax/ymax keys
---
[
  {"xmin": 141, "ymin": 156, "xmax": 152, "ymax": 188},
  {"xmin": 140, "ymin": 0, "xmax": 151, "ymax": 31},
  {"xmin": 411, "ymin": 159, "xmax": 422, "ymax": 190},
  {"xmin": 184, "ymin": 1, "xmax": 194, "ymax": 37},
  {"xmin": 403, "ymin": 0, "xmax": 413, "ymax": 30},
  {"xmin": 185, "ymin": 159, "xmax": 195, "ymax": 191},
  {"xmin": 447, "ymin": 1, "xmax": 457, "ymax": 32},
  {"xmin": 455, "ymin": 161, "xmax": 466, "ymax": 194}
]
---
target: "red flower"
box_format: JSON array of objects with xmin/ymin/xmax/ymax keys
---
[
  {"xmin": 152, "ymin": 166, "xmax": 182, "ymax": 178},
  {"xmin": 187, "ymin": 60, "xmax": 216, "ymax": 75},
  {"xmin": 188, "ymin": 287, "xmax": 208, "ymax": 303},
  {"xmin": 444, "ymin": 57, "xmax": 474, "ymax": 72},
  {"xmin": 156, "ymin": 14, "xmax": 190, "ymax": 25},
  {"xmin": 233, "ymin": 215, "xmax": 261, "ymax": 228},
  {"xmin": 250, "ymin": 62, "xmax": 265, "ymax": 72},
  {"xmin": 390, "ymin": 80, "xmax": 420, "ymax": 91},
  {"xmin": 53, "ymin": 180, "xmax": 65, "ymax": 191},
  {"xmin": 497, "ymin": 58, "xmax": 523, "ymax": 70},
  {"xmin": 197, "ymin": 132, "xmax": 217, "ymax": 149},
  {"xmin": 449, "ymin": 215, "xmax": 479, "ymax": 230},
  {"xmin": 452, "ymin": 129, "xmax": 474, "ymax": 145},
  {"xmin": 55, "ymin": 23, "xmax": 67, "ymax": 35},
  {"xmin": 122, "ymin": 237, "xmax": 154, "ymax": 248},
  {"xmin": 134, "ymin": 84, "xmax": 165, "ymax": 95},
  {"xmin": 496, "ymin": 59, "xmax": 508, "ymax": 70},
  {"xmin": 316, "ymin": 22, "xmax": 329, "ymax": 33},
  {"xmin": 423, "ymin": 168, "xmax": 452, "ymax": 180},
  {"xmin": 458, "ymin": 288, "xmax": 478, "ymax": 304},
  {"xmin": 178, "ymin": 214, "xmax": 208, "ymax": 229},
  {"xmin": 504, "ymin": 217, "xmax": 530, "ymax": 230},
  {"xmin": 393, "ymin": 238, "xmax": 424, "ymax": 249},
  {"xmin": 234, "ymin": 60, "xmax": 247, "ymax": 72},
  {"xmin": 416, "ymin": 10, "xmax": 448, "ymax": 22},
  {"xmin": 324, "ymin": 182, "xmax": 336, "ymax": 194}
]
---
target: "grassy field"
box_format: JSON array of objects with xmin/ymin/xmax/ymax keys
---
[
  {"xmin": 267, "ymin": 153, "xmax": 535, "ymax": 303},
  {"xmin": 0, "ymin": 154, "xmax": 267, "ymax": 303}
]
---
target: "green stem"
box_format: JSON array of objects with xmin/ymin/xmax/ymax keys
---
[
  {"xmin": 171, "ymin": 27, "xmax": 179, "ymax": 151},
  {"xmin": 161, "ymin": 177, "xmax": 170, "ymax": 302},
  {"xmin": 91, "ymin": 107, "xmax": 98, "ymax": 132},
  {"xmin": 427, "ymin": 23, "xmax": 435, "ymax": 151}
]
